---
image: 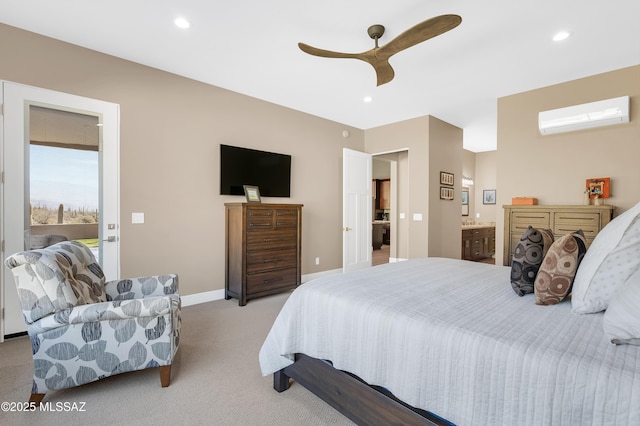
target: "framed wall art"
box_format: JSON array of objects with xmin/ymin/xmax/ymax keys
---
[
  {"xmin": 483, "ymin": 189, "xmax": 496, "ymax": 205},
  {"xmin": 440, "ymin": 187, "xmax": 454, "ymax": 200},
  {"xmin": 440, "ymin": 171, "xmax": 454, "ymax": 186},
  {"xmin": 461, "ymin": 188, "xmax": 469, "ymax": 216},
  {"xmin": 586, "ymin": 177, "xmax": 610, "ymax": 199}
]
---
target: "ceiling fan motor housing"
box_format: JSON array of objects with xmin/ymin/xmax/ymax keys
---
[{"xmin": 368, "ymin": 24, "xmax": 385, "ymax": 40}]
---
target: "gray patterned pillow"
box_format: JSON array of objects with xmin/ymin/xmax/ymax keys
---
[
  {"xmin": 534, "ymin": 230, "xmax": 588, "ymax": 305},
  {"xmin": 511, "ymin": 226, "xmax": 554, "ymax": 296}
]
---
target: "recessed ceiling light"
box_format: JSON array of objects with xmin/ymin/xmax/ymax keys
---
[
  {"xmin": 552, "ymin": 31, "xmax": 571, "ymax": 42},
  {"xmin": 175, "ymin": 17, "xmax": 190, "ymax": 29},
  {"xmin": 363, "ymin": 96, "xmax": 373, "ymax": 103}
]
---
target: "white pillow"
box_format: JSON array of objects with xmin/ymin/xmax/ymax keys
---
[
  {"xmin": 572, "ymin": 201, "xmax": 640, "ymax": 314},
  {"xmin": 603, "ymin": 268, "xmax": 640, "ymax": 345}
]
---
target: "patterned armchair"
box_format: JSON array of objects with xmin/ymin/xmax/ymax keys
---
[{"xmin": 4, "ymin": 241, "xmax": 181, "ymax": 405}]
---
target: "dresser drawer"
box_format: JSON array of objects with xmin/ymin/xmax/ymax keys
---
[
  {"xmin": 246, "ymin": 208, "xmax": 299, "ymax": 231},
  {"xmin": 247, "ymin": 267, "xmax": 297, "ymax": 294},
  {"xmin": 246, "ymin": 214, "xmax": 274, "ymax": 230},
  {"xmin": 553, "ymin": 229, "xmax": 599, "ymax": 242},
  {"xmin": 246, "ymin": 248, "xmax": 297, "ymax": 273},
  {"xmin": 553, "ymin": 212, "xmax": 600, "ymax": 232},
  {"xmin": 247, "ymin": 229, "xmax": 297, "ymax": 251},
  {"xmin": 274, "ymin": 209, "xmax": 298, "ymax": 229},
  {"xmin": 510, "ymin": 211, "xmax": 550, "ymax": 232}
]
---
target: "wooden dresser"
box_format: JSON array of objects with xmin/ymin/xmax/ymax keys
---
[
  {"xmin": 503, "ymin": 204, "xmax": 614, "ymax": 266},
  {"xmin": 225, "ymin": 203, "xmax": 303, "ymax": 306}
]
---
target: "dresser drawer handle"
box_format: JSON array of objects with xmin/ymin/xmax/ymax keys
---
[
  {"xmin": 263, "ymin": 258, "xmax": 282, "ymax": 263},
  {"xmin": 263, "ymin": 238, "xmax": 284, "ymax": 242},
  {"xmin": 249, "ymin": 211, "xmax": 272, "ymax": 216},
  {"xmin": 263, "ymin": 277, "xmax": 282, "ymax": 284},
  {"xmin": 249, "ymin": 222, "xmax": 271, "ymax": 227}
]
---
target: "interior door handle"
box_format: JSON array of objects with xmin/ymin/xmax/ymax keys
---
[
  {"xmin": 103, "ymin": 236, "xmax": 117, "ymax": 242},
  {"xmin": 343, "ymin": 227, "xmax": 352, "ymax": 231}
]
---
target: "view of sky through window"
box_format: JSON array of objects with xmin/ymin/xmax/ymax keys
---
[{"xmin": 30, "ymin": 144, "xmax": 99, "ymax": 211}]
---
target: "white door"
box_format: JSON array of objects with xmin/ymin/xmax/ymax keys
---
[
  {"xmin": 342, "ymin": 148, "xmax": 372, "ymax": 272},
  {"xmin": 1, "ymin": 81, "xmax": 120, "ymax": 338}
]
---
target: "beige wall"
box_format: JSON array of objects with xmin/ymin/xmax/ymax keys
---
[
  {"xmin": 0, "ymin": 23, "xmax": 364, "ymax": 296},
  {"xmin": 496, "ymin": 65, "xmax": 640, "ymax": 265},
  {"xmin": 474, "ymin": 151, "xmax": 498, "ymax": 223},
  {"xmin": 427, "ymin": 116, "xmax": 464, "ymax": 258},
  {"xmin": 365, "ymin": 115, "xmax": 463, "ymax": 258}
]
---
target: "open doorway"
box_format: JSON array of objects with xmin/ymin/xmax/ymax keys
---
[{"xmin": 372, "ymin": 157, "xmax": 391, "ymax": 265}]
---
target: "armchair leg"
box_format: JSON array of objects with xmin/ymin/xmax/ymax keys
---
[
  {"xmin": 159, "ymin": 365, "xmax": 171, "ymax": 387},
  {"xmin": 30, "ymin": 393, "xmax": 45, "ymax": 406}
]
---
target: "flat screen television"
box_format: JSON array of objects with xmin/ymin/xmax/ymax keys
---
[{"xmin": 220, "ymin": 144, "xmax": 291, "ymax": 197}]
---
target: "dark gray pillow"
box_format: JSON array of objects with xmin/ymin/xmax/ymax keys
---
[{"xmin": 511, "ymin": 226, "xmax": 554, "ymax": 296}]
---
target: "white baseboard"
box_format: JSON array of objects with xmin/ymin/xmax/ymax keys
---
[
  {"xmin": 180, "ymin": 268, "xmax": 344, "ymax": 307},
  {"xmin": 389, "ymin": 257, "xmax": 408, "ymax": 263},
  {"xmin": 180, "ymin": 289, "xmax": 226, "ymax": 307}
]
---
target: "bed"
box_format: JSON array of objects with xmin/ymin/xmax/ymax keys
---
[{"xmin": 259, "ymin": 256, "xmax": 640, "ymax": 425}]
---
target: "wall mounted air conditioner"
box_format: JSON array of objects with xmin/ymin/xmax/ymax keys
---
[{"xmin": 538, "ymin": 96, "xmax": 630, "ymax": 135}]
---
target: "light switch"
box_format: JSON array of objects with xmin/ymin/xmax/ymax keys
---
[
  {"xmin": 132, "ymin": 212, "xmax": 145, "ymax": 224},
  {"xmin": 399, "ymin": 213, "xmax": 405, "ymax": 219},
  {"xmin": 413, "ymin": 213, "xmax": 423, "ymax": 221}
]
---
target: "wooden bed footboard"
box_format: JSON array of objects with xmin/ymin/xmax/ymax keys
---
[{"xmin": 274, "ymin": 353, "xmax": 451, "ymax": 426}]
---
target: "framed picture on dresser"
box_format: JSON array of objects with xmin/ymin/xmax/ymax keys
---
[{"xmin": 243, "ymin": 185, "xmax": 261, "ymax": 203}]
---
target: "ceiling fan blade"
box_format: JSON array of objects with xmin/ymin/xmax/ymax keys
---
[
  {"xmin": 298, "ymin": 42, "xmax": 362, "ymax": 60},
  {"xmin": 379, "ymin": 14, "xmax": 462, "ymax": 58},
  {"xmin": 371, "ymin": 58, "xmax": 395, "ymax": 86},
  {"xmin": 299, "ymin": 42, "xmax": 394, "ymax": 86}
]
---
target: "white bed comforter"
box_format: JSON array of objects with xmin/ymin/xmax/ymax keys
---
[{"xmin": 259, "ymin": 258, "xmax": 640, "ymax": 425}]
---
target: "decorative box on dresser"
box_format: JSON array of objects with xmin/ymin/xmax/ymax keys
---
[
  {"xmin": 503, "ymin": 204, "xmax": 615, "ymax": 266},
  {"xmin": 225, "ymin": 203, "xmax": 303, "ymax": 306}
]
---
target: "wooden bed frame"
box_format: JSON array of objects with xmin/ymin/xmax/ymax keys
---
[{"xmin": 273, "ymin": 353, "xmax": 451, "ymax": 426}]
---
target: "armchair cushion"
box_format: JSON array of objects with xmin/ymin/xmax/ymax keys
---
[
  {"xmin": 4, "ymin": 241, "xmax": 106, "ymax": 323},
  {"xmin": 28, "ymin": 296, "xmax": 178, "ymax": 335}
]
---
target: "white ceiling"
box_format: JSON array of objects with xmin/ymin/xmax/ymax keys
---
[{"xmin": 2, "ymin": 1, "xmax": 639, "ymax": 152}]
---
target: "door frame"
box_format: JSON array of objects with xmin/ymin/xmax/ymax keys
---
[{"xmin": 1, "ymin": 81, "xmax": 120, "ymax": 339}]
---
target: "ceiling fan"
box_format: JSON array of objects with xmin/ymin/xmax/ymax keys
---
[{"xmin": 298, "ymin": 14, "xmax": 462, "ymax": 86}]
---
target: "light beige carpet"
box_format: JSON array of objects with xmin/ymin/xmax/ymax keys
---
[{"xmin": 0, "ymin": 292, "xmax": 354, "ymax": 426}]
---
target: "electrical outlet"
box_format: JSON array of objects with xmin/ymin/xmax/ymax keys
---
[{"xmin": 315, "ymin": 257, "xmax": 320, "ymax": 265}]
